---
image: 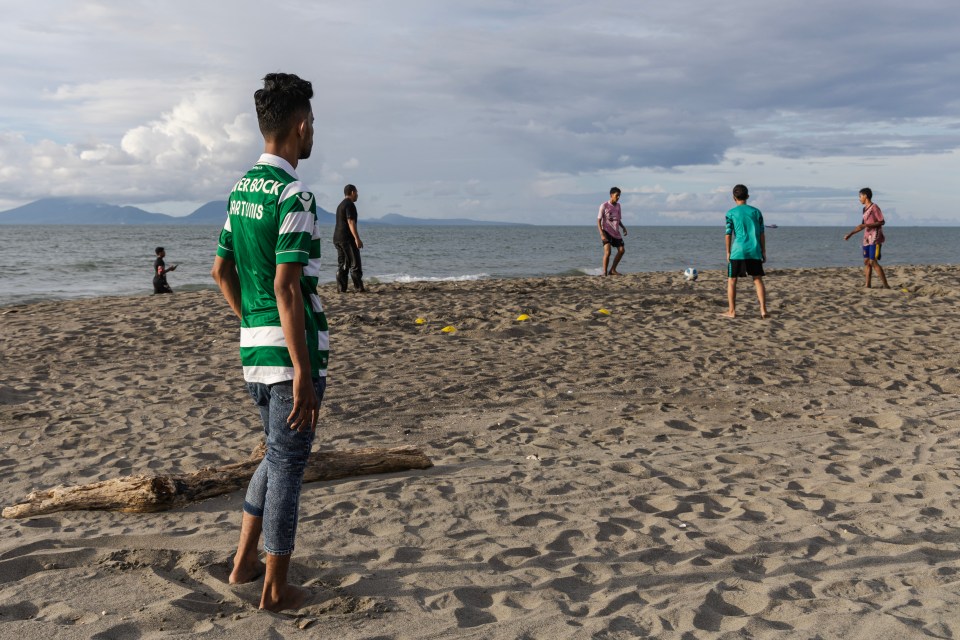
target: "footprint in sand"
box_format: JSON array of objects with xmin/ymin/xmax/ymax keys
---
[
  {"xmin": 0, "ymin": 601, "xmax": 41, "ymax": 622},
  {"xmin": 449, "ymin": 587, "xmax": 497, "ymax": 628},
  {"xmin": 487, "ymin": 546, "xmax": 539, "ymax": 572},
  {"xmin": 771, "ymin": 580, "xmax": 816, "ymax": 601},
  {"xmin": 664, "ymin": 419, "xmax": 698, "ymax": 432},
  {"xmin": 609, "ymin": 461, "xmax": 652, "ymax": 477},
  {"xmin": 595, "ymin": 519, "xmax": 638, "ymax": 543},
  {"xmin": 715, "ymin": 453, "xmax": 760, "ymax": 466},
  {"xmin": 511, "ymin": 511, "xmax": 567, "ymax": 527},
  {"xmin": 489, "ymin": 590, "xmax": 542, "ymax": 620},
  {"xmin": 691, "ymin": 580, "xmax": 770, "ymax": 632},
  {"xmin": 592, "ymin": 589, "xmax": 647, "ymax": 617},
  {"xmin": 545, "ymin": 530, "xmax": 589, "ymax": 555}
]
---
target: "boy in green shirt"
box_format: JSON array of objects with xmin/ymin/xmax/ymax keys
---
[{"xmin": 722, "ymin": 184, "xmax": 768, "ymax": 319}]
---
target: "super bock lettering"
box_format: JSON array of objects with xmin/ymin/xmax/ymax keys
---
[{"xmin": 231, "ymin": 176, "xmax": 283, "ymax": 196}]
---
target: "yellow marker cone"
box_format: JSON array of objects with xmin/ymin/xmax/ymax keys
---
[
  {"xmin": 516, "ymin": 314, "xmax": 530, "ymax": 321},
  {"xmin": 900, "ymin": 288, "xmax": 909, "ymax": 294},
  {"xmin": 415, "ymin": 317, "xmax": 427, "ymax": 324},
  {"xmin": 441, "ymin": 325, "xmax": 457, "ymax": 333},
  {"xmin": 597, "ymin": 308, "xmax": 611, "ymax": 315}
]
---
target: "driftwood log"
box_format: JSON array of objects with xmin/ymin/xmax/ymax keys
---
[{"xmin": 3, "ymin": 445, "xmax": 433, "ymax": 519}]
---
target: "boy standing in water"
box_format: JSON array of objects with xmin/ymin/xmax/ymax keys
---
[
  {"xmin": 598, "ymin": 187, "xmax": 628, "ymax": 276},
  {"xmin": 153, "ymin": 247, "xmax": 176, "ymax": 294},
  {"xmin": 844, "ymin": 187, "xmax": 889, "ymax": 288},
  {"xmin": 722, "ymin": 184, "xmax": 768, "ymax": 319}
]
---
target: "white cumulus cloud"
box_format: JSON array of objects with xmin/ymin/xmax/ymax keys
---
[{"xmin": 0, "ymin": 91, "xmax": 261, "ymax": 204}]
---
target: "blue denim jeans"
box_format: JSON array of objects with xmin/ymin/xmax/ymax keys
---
[{"xmin": 243, "ymin": 378, "xmax": 325, "ymax": 555}]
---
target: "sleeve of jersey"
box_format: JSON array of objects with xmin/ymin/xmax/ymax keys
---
[
  {"xmin": 725, "ymin": 213, "xmax": 733, "ymax": 236},
  {"xmin": 758, "ymin": 210, "xmax": 764, "ymax": 234},
  {"xmin": 275, "ymin": 187, "xmax": 317, "ymax": 265},
  {"xmin": 216, "ymin": 215, "xmax": 234, "ymax": 260}
]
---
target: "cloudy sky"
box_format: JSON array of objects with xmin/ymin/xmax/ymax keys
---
[{"xmin": 2, "ymin": 0, "xmax": 959, "ymax": 225}]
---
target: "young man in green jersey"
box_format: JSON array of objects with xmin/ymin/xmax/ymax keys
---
[
  {"xmin": 722, "ymin": 184, "xmax": 768, "ymax": 319},
  {"xmin": 212, "ymin": 73, "xmax": 327, "ymax": 612}
]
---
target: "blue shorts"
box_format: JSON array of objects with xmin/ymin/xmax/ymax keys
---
[{"xmin": 862, "ymin": 244, "xmax": 882, "ymax": 261}]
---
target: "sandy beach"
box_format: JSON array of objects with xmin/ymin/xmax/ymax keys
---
[{"xmin": 2, "ymin": 264, "xmax": 960, "ymax": 639}]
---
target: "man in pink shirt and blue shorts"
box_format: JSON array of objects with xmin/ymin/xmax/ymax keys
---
[
  {"xmin": 844, "ymin": 187, "xmax": 890, "ymax": 289},
  {"xmin": 598, "ymin": 187, "xmax": 628, "ymax": 276}
]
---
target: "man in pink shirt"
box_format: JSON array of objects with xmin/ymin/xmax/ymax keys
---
[
  {"xmin": 844, "ymin": 187, "xmax": 890, "ymax": 288},
  {"xmin": 598, "ymin": 187, "xmax": 628, "ymax": 276}
]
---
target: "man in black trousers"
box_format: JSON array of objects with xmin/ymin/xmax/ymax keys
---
[{"xmin": 333, "ymin": 184, "xmax": 364, "ymax": 292}]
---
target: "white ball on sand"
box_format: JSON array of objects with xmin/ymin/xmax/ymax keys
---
[{"xmin": 683, "ymin": 267, "xmax": 698, "ymax": 281}]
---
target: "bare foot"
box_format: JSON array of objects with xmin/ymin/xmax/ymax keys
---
[
  {"xmin": 260, "ymin": 584, "xmax": 310, "ymax": 612},
  {"xmin": 719, "ymin": 311, "xmax": 736, "ymax": 318},
  {"xmin": 608, "ymin": 270, "xmax": 622, "ymax": 276},
  {"xmin": 229, "ymin": 559, "xmax": 266, "ymax": 585},
  {"xmin": 760, "ymin": 313, "xmax": 770, "ymax": 319}
]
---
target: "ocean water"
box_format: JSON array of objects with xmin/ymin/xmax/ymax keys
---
[{"xmin": 1, "ymin": 224, "xmax": 958, "ymax": 307}]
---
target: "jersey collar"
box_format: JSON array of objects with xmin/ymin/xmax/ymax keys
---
[{"xmin": 256, "ymin": 153, "xmax": 299, "ymax": 179}]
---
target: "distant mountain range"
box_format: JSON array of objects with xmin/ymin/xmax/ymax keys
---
[
  {"xmin": 0, "ymin": 198, "xmax": 528, "ymax": 226},
  {"xmin": 372, "ymin": 213, "xmax": 527, "ymax": 226}
]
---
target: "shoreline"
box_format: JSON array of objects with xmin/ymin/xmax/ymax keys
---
[
  {"xmin": 4, "ymin": 223, "xmax": 960, "ymax": 308},
  {"xmin": 2, "ymin": 264, "xmax": 960, "ymax": 637},
  {"xmin": 0, "ymin": 262, "xmax": 954, "ymax": 311}
]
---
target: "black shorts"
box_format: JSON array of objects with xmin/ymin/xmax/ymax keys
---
[
  {"xmin": 728, "ymin": 259, "xmax": 764, "ymax": 278},
  {"xmin": 153, "ymin": 277, "xmax": 173, "ymax": 294},
  {"xmin": 603, "ymin": 236, "xmax": 624, "ymax": 248}
]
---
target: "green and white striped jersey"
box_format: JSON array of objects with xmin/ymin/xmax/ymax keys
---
[{"xmin": 217, "ymin": 154, "xmax": 328, "ymax": 383}]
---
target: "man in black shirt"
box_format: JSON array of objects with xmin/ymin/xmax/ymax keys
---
[{"xmin": 333, "ymin": 184, "xmax": 364, "ymax": 292}]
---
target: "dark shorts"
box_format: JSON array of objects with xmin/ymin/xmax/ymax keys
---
[
  {"xmin": 603, "ymin": 236, "xmax": 624, "ymax": 248},
  {"xmin": 728, "ymin": 259, "xmax": 765, "ymax": 278},
  {"xmin": 153, "ymin": 277, "xmax": 173, "ymax": 294},
  {"xmin": 862, "ymin": 244, "xmax": 882, "ymax": 261}
]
